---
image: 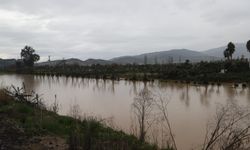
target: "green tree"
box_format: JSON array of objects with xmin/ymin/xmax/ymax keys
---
[
  {"xmin": 21, "ymin": 46, "xmax": 40, "ymax": 67},
  {"xmin": 224, "ymin": 42, "xmax": 235, "ymax": 60},
  {"xmin": 223, "ymin": 49, "xmax": 230, "ymax": 60},
  {"xmin": 247, "ymin": 40, "xmax": 250, "ymax": 52},
  {"xmin": 228, "ymin": 42, "xmax": 235, "ymax": 60}
]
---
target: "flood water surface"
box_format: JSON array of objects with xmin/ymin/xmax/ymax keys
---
[{"xmin": 1, "ymin": 74, "xmax": 249, "ymax": 149}]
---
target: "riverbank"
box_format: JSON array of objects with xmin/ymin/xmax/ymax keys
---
[{"xmin": 0, "ymin": 88, "xmax": 167, "ymax": 150}]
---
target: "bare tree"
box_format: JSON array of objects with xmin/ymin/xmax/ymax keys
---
[
  {"xmin": 153, "ymin": 90, "xmax": 178, "ymax": 150},
  {"xmin": 132, "ymin": 86, "xmax": 155, "ymax": 142},
  {"xmin": 132, "ymin": 86, "xmax": 177, "ymax": 149},
  {"xmin": 202, "ymin": 102, "xmax": 250, "ymax": 150}
]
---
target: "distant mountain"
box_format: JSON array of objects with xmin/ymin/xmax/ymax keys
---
[
  {"xmin": 0, "ymin": 59, "xmax": 16, "ymax": 68},
  {"xmin": 204, "ymin": 43, "xmax": 249, "ymax": 59},
  {"xmin": 35, "ymin": 43, "xmax": 249, "ymax": 66},
  {"xmin": 36, "ymin": 58, "xmax": 112, "ymax": 67},
  {"xmin": 37, "ymin": 49, "xmax": 221, "ymax": 66},
  {"xmin": 111, "ymin": 49, "xmax": 220, "ymax": 64},
  {"xmin": 83, "ymin": 59, "xmax": 113, "ymax": 65}
]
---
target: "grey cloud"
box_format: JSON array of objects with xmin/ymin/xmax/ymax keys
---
[
  {"xmin": 0, "ymin": 0, "xmax": 249, "ymax": 61},
  {"xmin": 200, "ymin": 0, "xmax": 250, "ymax": 25}
]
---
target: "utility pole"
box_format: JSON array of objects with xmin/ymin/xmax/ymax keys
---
[
  {"xmin": 179, "ymin": 56, "xmax": 181, "ymax": 63},
  {"xmin": 144, "ymin": 55, "xmax": 148, "ymax": 65}
]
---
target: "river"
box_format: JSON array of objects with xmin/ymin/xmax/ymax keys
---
[{"xmin": 0, "ymin": 74, "xmax": 249, "ymax": 149}]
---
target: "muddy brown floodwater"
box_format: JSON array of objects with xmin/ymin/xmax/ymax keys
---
[{"xmin": 1, "ymin": 74, "xmax": 249, "ymax": 149}]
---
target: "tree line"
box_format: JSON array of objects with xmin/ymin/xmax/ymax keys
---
[{"xmin": 4, "ymin": 40, "xmax": 250, "ymax": 83}]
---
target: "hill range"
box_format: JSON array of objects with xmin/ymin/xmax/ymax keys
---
[{"xmin": 2, "ymin": 43, "xmax": 249, "ymax": 67}]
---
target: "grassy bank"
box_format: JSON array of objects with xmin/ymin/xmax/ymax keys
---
[{"xmin": 0, "ymin": 89, "xmax": 170, "ymax": 150}]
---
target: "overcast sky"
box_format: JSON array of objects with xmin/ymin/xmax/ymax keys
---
[{"xmin": 0, "ymin": 0, "xmax": 249, "ymax": 61}]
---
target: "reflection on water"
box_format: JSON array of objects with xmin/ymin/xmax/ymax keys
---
[
  {"xmin": 199, "ymin": 85, "xmax": 211, "ymax": 107},
  {"xmin": 180, "ymin": 84, "xmax": 190, "ymax": 107},
  {"xmin": 0, "ymin": 74, "xmax": 250, "ymax": 149}
]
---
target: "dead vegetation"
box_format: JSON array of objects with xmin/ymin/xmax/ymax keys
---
[{"xmin": 202, "ymin": 102, "xmax": 250, "ymax": 150}]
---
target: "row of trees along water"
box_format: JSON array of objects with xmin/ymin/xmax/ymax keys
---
[{"xmin": 5, "ymin": 40, "xmax": 250, "ymax": 83}]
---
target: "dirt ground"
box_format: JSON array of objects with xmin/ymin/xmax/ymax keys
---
[{"xmin": 0, "ymin": 116, "xmax": 68, "ymax": 150}]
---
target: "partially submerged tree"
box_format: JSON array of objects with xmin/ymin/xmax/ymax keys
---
[{"xmin": 21, "ymin": 45, "xmax": 40, "ymax": 67}]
